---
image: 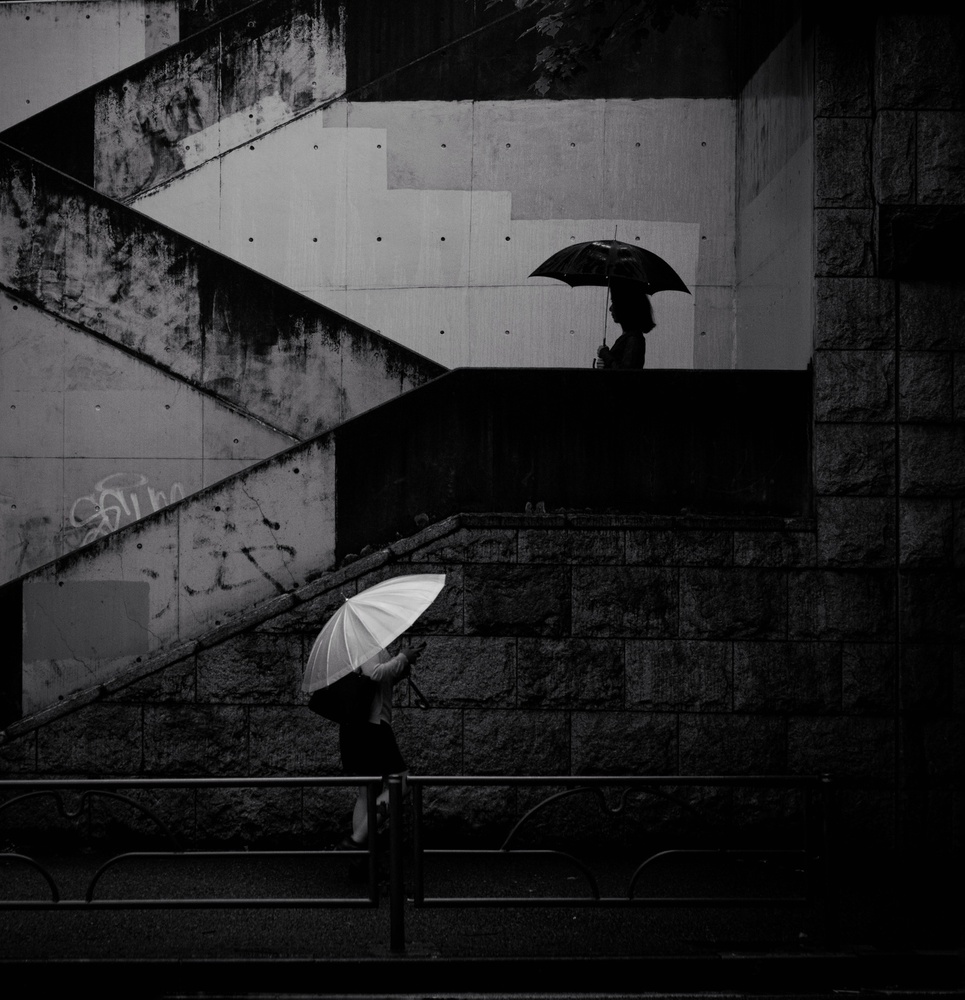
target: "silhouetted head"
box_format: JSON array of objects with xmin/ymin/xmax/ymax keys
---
[{"xmin": 608, "ymin": 280, "xmax": 655, "ymax": 333}]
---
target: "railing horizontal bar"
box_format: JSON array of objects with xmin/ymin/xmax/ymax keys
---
[
  {"xmin": 0, "ymin": 777, "xmax": 381, "ymax": 790},
  {"xmin": 408, "ymin": 775, "xmax": 826, "ymax": 788},
  {"xmin": 1, "ymin": 898, "xmax": 378, "ymax": 910},
  {"xmin": 415, "ymin": 896, "xmax": 808, "ymax": 908}
]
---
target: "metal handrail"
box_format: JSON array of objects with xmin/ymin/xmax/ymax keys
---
[{"xmin": 1, "ymin": 773, "xmax": 837, "ymax": 955}]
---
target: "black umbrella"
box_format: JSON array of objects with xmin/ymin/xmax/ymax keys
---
[{"xmin": 529, "ymin": 239, "xmax": 690, "ymax": 295}]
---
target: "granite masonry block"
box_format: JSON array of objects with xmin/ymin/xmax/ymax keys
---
[
  {"xmin": 570, "ymin": 711, "xmax": 677, "ymax": 775},
  {"xmin": 108, "ymin": 655, "xmax": 196, "ymax": 704},
  {"xmin": 814, "ymin": 423, "xmax": 896, "ymax": 495},
  {"xmin": 571, "ymin": 566, "xmax": 677, "ymax": 637},
  {"xmin": 408, "ymin": 526, "xmax": 517, "ymax": 564},
  {"xmin": 955, "ymin": 353, "xmax": 965, "ymax": 422},
  {"xmin": 842, "ymin": 642, "xmax": 896, "ymax": 713},
  {"xmin": 732, "ymin": 641, "xmax": 842, "ymax": 713},
  {"xmin": 413, "ymin": 636, "xmax": 516, "ymax": 707},
  {"xmin": 462, "ymin": 710, "xmax": 569, "ymax": 775},
  {"xmin": 465, "ymin": 565, "xmax": 570, "ymax": 637},
  {"xmin": 678, "ymin": 714, "xmax": 786, "ymax": 774},
  {"xmin": 899, "ymin": 352, "xmax": 953, "ymax": 422},
  {"xmin": 194, "ymin": 786, "xmax": 304, "ymax": 846},
  {"xmin": 393, "ymin": 707, "xmax": 463, "ymax": 773},
  {"xmin": 901, "ymin": 716, "xmax": 964, "ymax": 781},
  {"xmin": 876, "ymin": 15, "xmax": 965, "ymax": 110},
  {"xmin": 900, "ymin": 281, "xmax": 965, "ymax": 351},
  {"xmin": 814, "ymin": 278, "xmax": 896, "ymax": 350},
  {"xmin": 248, "ymin": 705, "xmax": 342, "ymax": 776},
  {"xmin": 518, "ymin": 637, "xmax": 623, "ymax": 709},
  {"xmin": 787, "ymin": 716, "xmax": 895, "ymax": 778},
  {"xmin": 626, "ymin": 639, "xmax": 731, "ymax": 712},
  {"xmin": 814, "ymin": 350, "xmax": 895, "ymax": 422},
  {"xmin": 142, "ymin": 705, "xmax": 248, "ymax": 775},
  {"xmin": 815, "ymin": 118, "xmax": 873, "ymax": 207},
  {"xmin": 918, "ymin": 112, "xmax": 965, "ymax": 204},
  {"xmin": 816, "ymin": 497, "xmax": 896, "ymax": 568},
  {"xmin": 900, "ymin": 499, "xmax": 954, "ymax": 568},
  {"xmin": 262, "ymin": 584, "xmax": 348, "ymax": 635},
  {"xmin": 88, "ymin": 786, "xmax": 196, "ymax": 844},
  {"xmin": 733, "ymin": 528, "xmax": 817, "ymax": 568},
  {"xmin": 815, "ymin": 209, "xmax": 874, "ymax": 277},
  {"xmin": 625, "ymin": 529, "xmax": 677, "ymax": 565},
  {"xmin": 518, "ymin": 528, "xmax": 624, "ymax": 565},
  {"xmin": 196, "ymin": 632, "xmax": 303, "ymax": 704},
  {"xmin": 36, "ymin": 704, "xmax": 142, "ymax": 775},
  {"xmin": 900, "ymin": 643, "xmax": 957, "ymax": 714},
  {"xmin": 0, "ymin": 730, "xmax": 35, "ymax": 773},
  {"xmin": 874, "ymin": 110, "xmax": 916, "ymax": 204},
  {"xmin": 679, "ymin": 568, "xmax": 787, "ymax": 640},
  {"xmin": 788, "ymin": 569, "xmax": 894, "ymax": 641},
  {"xmin": 815, "ymin": 22, "xmax": 873, "ymax": 117},
  {"xmin": 900, "ymin": 425, "xmax": 965, "ymax": 496},
  {"xmin": 899, "ymin": 570, "xmax": 965, "ymax": 642},
  {"xmin": 673, "ymin": 529, "xmax": 733, "ymax": 567}
]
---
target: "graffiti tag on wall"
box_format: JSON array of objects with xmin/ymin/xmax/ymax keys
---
[{"xmin": 65, "ymin": 473, "xmax": 186, "ymax": 550}]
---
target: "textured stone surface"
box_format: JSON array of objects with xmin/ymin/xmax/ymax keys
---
[
  {"xmin": 900, "ymin": 425, "xmax": 965, "ymax": 496},
  {"xmin": 462, "ymin": 710, "xmax": 568, "ymax": 775},
  {"xmin": 518, "ymin": 528, "xmax": 624, "ymax": 565},
  {"xmin": 899, "ymin": 570, "xmax": 965, "ymax": 642},
  {"xmin": 814, "ymin": 350, "xmax": 895, "ymax": 422},
  {"xmin": 876, "ymin": 16, "xmax": 965, "ymax": 110},
  {"xmin": 196, "ymin": 633, "xmax": 303, "ymax": 704},
  {"xmin": 625, "ymin": 529, "xmax": 677, "ymax": 565},
  {"xmin": 142, "ymin": 705, "xmax": 248, "ymax": 775},
  {"xmin": 393, "ymin": 708, "xmax": 463, "ymax": 774},
  {"xmin": 899, "ymin": 352, "xmax": 953, "ymax": 422},
  {"xmin": 815, "ymin": 21, "xmax": 873, "ymax": 117},
  {"xmin": 248, "ymin": 705, "xmax": 341, "ymax": 776},
  {"xmin": 678, "ymin": 715, "xmax": 786, "ymax": 774},
  {"xmin": 814, "ymin": 278, "xmax": 896, "ymax": 350},
  {"xmin": 673, "ymin": 530, "xmax": 733, "ymax": 567},
  {"xmin": 874, "ymin": 110, "xmax": 916, "ymax": 204},
  {"xmin": 900, "ymin": 643, "xmax": 957, "ymax": 714},
  {"xmin": 465, "ymin": 565, "xmax": 570, "ymax": 637},
  {"xmin": 572, "ymin": 567, "xmax": 677, "ymax": 637},
  {"xmin": 109, "ymin": 657, "xmax": 197, "ymax": 704},
  {"xmin": 626, "ymin": 639, "xmax": 731, "ymax": 711},
  {"xmin": 814, "ymin": 424, "xmax": 896, "ymax": 495},
  {"xmin": 787, "ymin": 570, "xmax": 894, "ymax": 641},
  {"xmin": 410, "ymin": 527, "xmax": 516, "ymax": 564},
  {"xmin": 900, "ymin": 499, "xmax": 954, "ymax": 568},
  {"xmin": 570, "ymin": 711, "xmax": 677, "ymax": 775},
  {"xmin": 194, "ymin": 786, "xmax": 305, "ymax": 846},
  {"xmin": 900, "ymin": 281, "xmax": 965, "ymax": 351},
  {"xmin": 918, "ymin": 113, "xmax": 965, "ymax": 204},
  {"xmin": 815, "ymin": 118, "xmax": 872, "ymax": 207},
  {"xmin": 814, "ymin": 209, "xmax": 874, "ymax": 277},
  {"xmin": 733, "ymin": 528, "xmax": 817, "ymax": 568},
  {"xmin": 679, "ymin": 568, "xmax": 787, "ymax": 639},
  {"xmin": 816, "ymin": 497, "xmax": 896, "ymax": 568},
  {"xmin": 733, "ymin": 641, "xmax": 841, "ymax": 713},
  {"xmin": 35, "ymin": 705, "xmax": 142, "ymax": 775},
  {"xmin": 407, "ymin": 636, "xmax": 515, "ymax": 707},
  {"xmin": 841, "ymin": 642, "xmax": 896, "ymax": 713},
  {"xmin": 787, "ymin": 717, "xmax": 895, "ymax": 778},
  {"xmin": 517, "ymin": 638, "xmax": 623, "ymax": 709}
]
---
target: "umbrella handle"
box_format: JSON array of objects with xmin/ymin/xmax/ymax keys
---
[{"xmin": 407, "ymin": 676, "xmax": 430, "ymax": 710}]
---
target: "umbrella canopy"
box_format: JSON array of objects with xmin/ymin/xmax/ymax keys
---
[
  {"xmin": 529, "ymin": 239, "xmax": 690, "ymax": 295},
  {"xmin": 301, "ymin": 574, "xmax": 445, "ymax": 694}
]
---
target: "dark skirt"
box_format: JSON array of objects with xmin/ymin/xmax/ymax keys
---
[{"xmin": 339, "ymin": 720, "xmax": 407, "ymax": 777}]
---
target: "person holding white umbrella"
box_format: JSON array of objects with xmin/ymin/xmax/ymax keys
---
[{"xmin": 302, "ymin": 574, "xmax": 445, "ymax": 851}]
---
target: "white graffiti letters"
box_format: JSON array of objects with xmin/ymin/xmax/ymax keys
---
[{"xmin": 67, "ymin": 473, "xmax": 186, "ymax": 549}]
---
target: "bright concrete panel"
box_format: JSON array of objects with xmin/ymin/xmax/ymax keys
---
[
  {"xmin": 0, "ymin": 1, "xmax": 178, "ymax": 131},
  {"xmin": 132, "ymin": 99, "xmax": 717, "ymax": 370},
  {"xmin": 0, "ymin": 290, "xmax": 297, "ymax": 583}
]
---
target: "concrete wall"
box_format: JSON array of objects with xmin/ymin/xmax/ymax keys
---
[
  {"xmin": 0, "ymin": 1, "xmax": 180, "ymax": 133},
  {"xmin": 132, "ymin": 98, "xmax": 719, "ymax": 370},
  {"xmin": 0, "ymin": 288, "xmax": 296, "ymax": 581},
  {"xmin": 4, "ymin": 368, "xmax": 809, "ymax": 720},
  {"xmin": 735, "ymin": 16, "xmax": 814, "ymax": 370}
]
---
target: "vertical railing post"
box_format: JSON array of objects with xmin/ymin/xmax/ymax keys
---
[
  {"xmin": 388, "ymin": 773, "xmax": 405, "ymax": 952},
  {"xmin": 366, "ymin": 780, "xmax": 379, "ymax": 902},
  {"xmin": 412, "ymin": 782, "xmax": 424, "ymax": 905}
]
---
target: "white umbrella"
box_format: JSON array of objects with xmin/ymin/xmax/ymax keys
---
[{"xmin": 301, "ymin": 574, "xmax": 445, "ymax": 694}]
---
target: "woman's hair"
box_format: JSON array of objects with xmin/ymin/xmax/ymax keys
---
[{"xmin": 610, "ymin": 280, "xmax": 656, "ymax": 333}]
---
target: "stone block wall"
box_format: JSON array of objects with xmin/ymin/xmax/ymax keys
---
[
  {"xmin": 3, "ymin": 513, "xmax": 902, "ymax": 855},
  {"xmin": 813, "ymin": 12, "xmax": 964, "ymax": 869}
]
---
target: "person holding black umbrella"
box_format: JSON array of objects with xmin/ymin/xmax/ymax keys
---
[{"xmin": 595, "ymin": 278, "xmax": 655, "ymax": 369}]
